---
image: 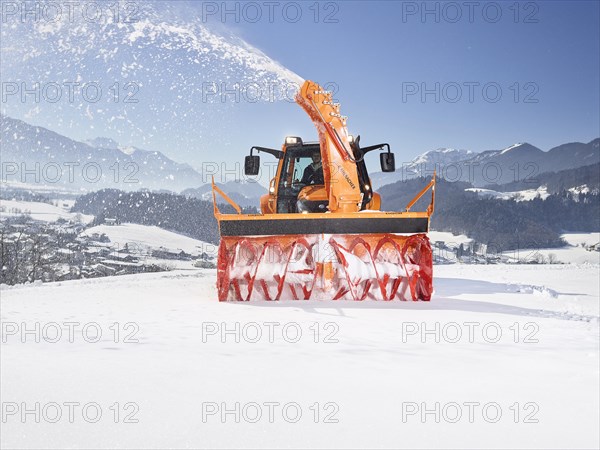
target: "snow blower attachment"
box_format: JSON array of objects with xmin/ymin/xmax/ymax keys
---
[{"xmin": 212, "ymin": 80, "xmax": 435, "ymax": 301}]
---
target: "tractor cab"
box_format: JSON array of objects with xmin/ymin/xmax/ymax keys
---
[
  {"xmin": 275, "ymin": 141, "xmax": 325, "ymax": 213},
  {"xmin": 244, "ymin": 136, "xmax": 395, "ymax": 214}
]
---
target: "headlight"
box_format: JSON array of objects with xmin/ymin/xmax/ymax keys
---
[{"xmin": 285, "ymin": 136, "xmax": 302, "ymax": 145}]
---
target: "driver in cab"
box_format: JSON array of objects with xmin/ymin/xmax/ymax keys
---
[{"xmin": 301, "ymin": 152, "xmax": 324, "ymax": 185}]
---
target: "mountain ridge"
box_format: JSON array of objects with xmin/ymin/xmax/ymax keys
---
[
  {"xmin": 371, "ymin": 139, "xmax": 599, "ymax": 188},
  {"xmin": 1, "ymin": 114, "xmax": 205, "ymax": 193},
  {"xmin": 2, "ymin": 114, "xmax": 598, "ymax": 197}
]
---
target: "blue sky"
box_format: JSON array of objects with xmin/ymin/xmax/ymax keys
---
[
  {"xmin": 2, "ymin": 0, "xmax": 599, "ymax": 176},
  {"xmin": 224, "ymin": 0, "xmax": 600, "ymax": 157}
]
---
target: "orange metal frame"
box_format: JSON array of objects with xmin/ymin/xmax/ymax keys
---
[{"xmin": 212, "ymin": 175, "xmax": 436, "ymax": 228}]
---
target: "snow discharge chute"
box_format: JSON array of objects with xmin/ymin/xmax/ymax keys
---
[{"xmin": 213, "ymin": 80, "xmax": 435, "ymax": 301}]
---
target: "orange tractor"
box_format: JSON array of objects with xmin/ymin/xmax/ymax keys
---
[{"xmin": 212, "ymin": 80, "xmax": 435, "ymax": 301}]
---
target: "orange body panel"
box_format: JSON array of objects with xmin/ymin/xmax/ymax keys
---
[
  {"xmin": 366, "ymin": 192, "xmax": 381, "ymax": 211},
  {"xmin": 260, "ymin": 193, "xmax": 274, "ymax": 214},
  {"xmin": 297, "ymin": 185, "xmax": 328, "ymax": 203}
]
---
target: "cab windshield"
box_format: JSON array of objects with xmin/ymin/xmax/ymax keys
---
[
  {"xmin": 279, "ymin": 145, "xmax": 323, "ymax": 189},
  {"xmin": 276, "ymin": 145, "xmax": 324, "ymax": 212}
]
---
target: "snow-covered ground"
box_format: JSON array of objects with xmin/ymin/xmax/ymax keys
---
[
  {"xmin": 503, "ymin": 232, "xmax": 600, "ymax": 265},
  {"xmin": 428, "ymin": 231, "xmax": 473, "ymax": 246},
  {"xmin": 0, "ymin": 180, "xmax": 82, "ymax": 195},
  {"xmin": 0, "ymin": 199, "xmax": 93, "ymax": 224},
  {"xmin": 429, "ymin": 231, "xmax": 599, "ymax": 265},
  {"xmin": 1, "ymin": 264, "xmax": 598, "ymax": 449},
  {"xmin": 562, "ymin": 232, "xmax": 600, "ymax": 248},
  {"xmin": 465, "ymin": 186, "xmax": 550, "ymax": 202},
  {"xmin": 81, "ymin": 223, "xmax": 214, "ymax": 257},
  {"xmin": 569, "ymin": 184, "xmax": 599, "ymax": 196}
]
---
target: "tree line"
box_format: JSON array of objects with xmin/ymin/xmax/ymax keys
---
[
  {"xmin": 380, "ymin": 177, "xmax": 599, "ymax": 251},
  {"xmin": 72, "ymin": 189, "xmax": 250, "ymax": 244}
]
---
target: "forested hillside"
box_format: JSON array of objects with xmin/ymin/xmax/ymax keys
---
[
  {"xmin": 381, "ymin": 178, "xmax": 599, "ymax": 251},
  {"xmin": 72, "ymin": 190, "xmax": 236, "ymax": 244},
  {"xmin": 72, "ymin": 176, "xmax": 599, "ymax": 252},
  {"xmin": 485, "ymin": 163, "xmax": 600, "ymax": 194}
]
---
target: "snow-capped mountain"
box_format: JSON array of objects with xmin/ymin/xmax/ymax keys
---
[
  {"xmin": 411, "ymin": 148, "xmax": 476, "ymax": 165},
  {"xmin": 461, "ymin": 141, "xmax": 599, "ymax": 186},
  {"xmin": 370, "ymin": 148, "xmax": 476, "ymax": 188},
  {"xmin": 1, "ymin": 115, "xmax": 205, "ymax": 192},
  {"xmin": 371, "ymin": 140, "xmax": 599, "ymax": 189},
  {"xmin": 85, "ymin": 137, "xmax": 121, "ymax": 150},
  {"xmin": 1, "ymin": 1, "xmax": 303, "ymax": 155}
]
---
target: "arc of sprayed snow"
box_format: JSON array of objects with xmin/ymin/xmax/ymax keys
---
[{"xmin": 126, "ymin": 19, "xmax": 305, "ymax": 87}]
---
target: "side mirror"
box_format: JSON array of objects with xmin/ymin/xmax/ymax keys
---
[
  {"xmin": 244, "ymin": 155, "xmax": 260, "ymax": 176},
  {"xmin": 380, "ymin": 152, "xmax": 395, "ymax": 172}
]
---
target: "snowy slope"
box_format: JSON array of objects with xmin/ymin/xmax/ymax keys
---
[
  {"xmin": 1, "ymin": 265, "xmax": 598, "ymax": 449},
  {"xmin": 430, "ymin": 231, "xmax": 600, "ymax": 264},
  {"xmin": 562, "ymin": 232, "xmax": 600, "ymax": 248},
  {"xmin": 461, "ymin": 142, "xmax": 599, "ymax": 186},
  {"xmin": 370, "ymin": 148, "xmax": 475, "ymax": 188},
  {"xmin": 1, "ymin": 116, "xmax": 206, "ymax": 192},
  {"xmin": 81, "ymin": 223, "xmax": 213, "ymax": 256},
  {"xmin": 465, "ymin": 186, "xmax": 550, "ymax": 202},
  {"xmin": 0, "ymin": 199, "xmax": 93, "ymax": 223},
  {"xmin": 502, "ymin": 233, "xmax": 600, "ymax": 265},
  {"xmin": 372, "ymin": 140, "xmax": 599, "ymax": 190},
  {"xmin": 428, "ymin": 231, "xmax": 473, "ymax": 246},
  {"xmin": 1, "ymin": 180, "xmax": 82, "ymax": 195},
  {"xmin": 1, "ymin": 2, "xmax": 304, "ymax": 165}
]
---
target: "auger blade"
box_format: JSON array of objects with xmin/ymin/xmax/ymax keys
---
[{"xmin": 217, "ymin": 234, "xmax": 433, "ymax": 301}]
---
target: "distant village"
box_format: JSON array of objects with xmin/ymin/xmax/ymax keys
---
[{"xmin": 0, "ymin": 209, "xmax": 215, "ymax": 286}]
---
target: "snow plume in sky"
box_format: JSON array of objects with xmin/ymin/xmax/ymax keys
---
[{"xmin": 0, "ymin": 0, "xmax": 304, "ymax": 151}]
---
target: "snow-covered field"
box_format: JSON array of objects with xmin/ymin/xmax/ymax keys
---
[
  {"xmin": 81, "ymin": 223, "xmax": 214, "ymax": 256},
  {"xmin": 0, "ymin": 180, "xmax": 82, "ymax": 196},
  {"xmin": 430, "ymin": 230, "xmax": 599, "ymax": 265},
  {"xmin": 503, "ymin": 232, "xmax": 600, "ymax": 265},
  {"xmin": 1, "ymin": 264, "xmax": 598, "ymax": 449},
  {"xmin": 428, "ymin": 231, "xmax": 473, "ymax": 246},
  {"xmin": 562, "ymin": 232, "xmax": 600, "ymax": 248},
  {"xmin": 0, "ymin": 199, "xmax": 93, "ymax": 224}
]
